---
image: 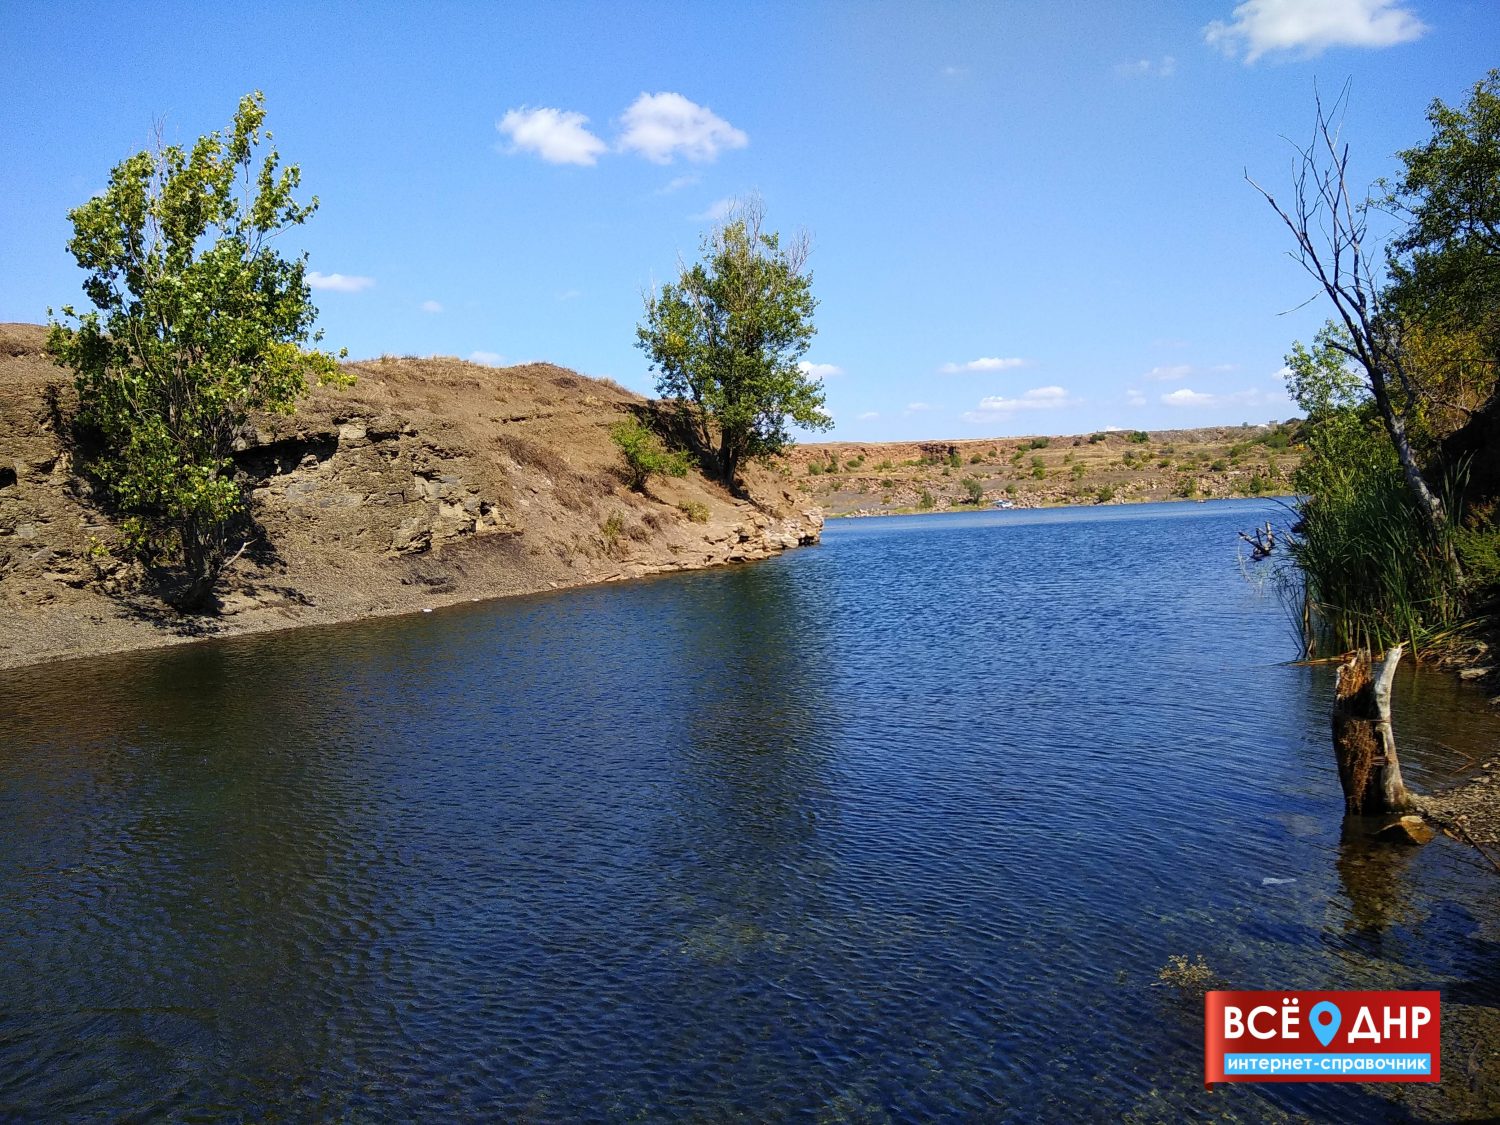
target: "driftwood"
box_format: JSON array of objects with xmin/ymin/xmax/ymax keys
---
[
  {"xmin": 1238, "ymin": 521, "xmax": 1276, "ymax": 559},
  {"xmin": 1332, "ymin": 646, "xmax": 1413, "ymax": 815}
]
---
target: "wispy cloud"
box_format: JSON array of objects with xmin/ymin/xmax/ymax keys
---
[
  {"xmin": 1116, "ymin": 55, "xmax": 1177, "ymax": 77},
  {"xmin": 1205, "ymin": 0, "xmax": 1426, "ymax": 63},
  {"xmin": 556, "ymin": 289, "xmax": 582, "ymax": 301},
  {"xmin": 469, "ymin": 350, "xmax": 507, "ymax": 367},
  {"xmin": 941, "ymin": 65, "xmax": 970, "ymax": 78},
  {"xmin": 1126, "ymin": 388, "xmax": 1147, "ymax": 406},
  {"xmin": 1144, "ymin": 364, "xmax": 1193, "ymax": 382},
  {"xmin": 691, "ymin": 197, "xmax": 737, "ymax": 223},
  {"xmin": 939, "ymin": 356, "xmax": 1028, "ymax": 374},
  {"xmin": 498, "ymin": 106, "xmax": 607, "ymax": 165},
  {"xmin": 798, "ymin": 361, "xmax": 844, "ymax": 379},
  {"xmin": 307, "ymin": 271, "xmax": 375, "ymax": 293},
  {"xmin": 1143, "ymin": 362, "xmax": 1238, "ymax": 382},
  {"xmin": 420, "ymin": 300, "xmax": 443, "ymax": 314},
  {"xmin": 1162, "ymin": 385, "xmax": 1291, "ymax": 408},
  {"xmin": 962, "ymin": 385, "xmax": 1079, "ymax": 422},
  {"xmin": 905, "ymin": 402, "xmax": 934, "ymax": 414},
  {"xmin": 857, "ymin": 411, "xmax": 880, "ymax": 421},
  {"xmin": 618, "ymin": 93, "xmax": 748, "ymax": 164},
  {"xmin": 657, "ymin": 173, "xmax": 702, "ymax": 194}
]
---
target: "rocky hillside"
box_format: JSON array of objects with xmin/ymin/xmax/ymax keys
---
[
  {"xmin": 778, "ymin": 427, "xmax": 1301, "ymax": 516},
  {"xmin": 0, "ymin": 324, "xmax": 820, "ymax": 669}
]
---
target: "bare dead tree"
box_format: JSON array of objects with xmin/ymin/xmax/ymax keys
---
[{"xmin": 1248, "ymin": 89, "xmax": 1450, "ymax": 545}]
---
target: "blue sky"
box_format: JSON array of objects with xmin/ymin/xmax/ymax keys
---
[{"xmin": 2, "ymin": 1, "xmax": 1495, "ymax": 440}]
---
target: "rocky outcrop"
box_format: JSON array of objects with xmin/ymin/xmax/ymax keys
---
[{"xmin": 0, "ymin": 323, "xmax": 822, "ymax": 669}]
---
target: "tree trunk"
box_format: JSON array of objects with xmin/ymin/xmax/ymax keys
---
[{"xmin": 1331, "ymin": 645, "xmax": 1413, "ymax": 815}]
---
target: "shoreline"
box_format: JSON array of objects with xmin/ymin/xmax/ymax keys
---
[
  {"xmin": 824, "ymin": 492, "xmax": 1292, "ymax": 518},
  {"xmin": 0, "ymin": 515, "xmax": 822, "ymax": 675}
]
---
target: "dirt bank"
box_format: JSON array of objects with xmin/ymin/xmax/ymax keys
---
[{"xmin": 0, "ymin": 323, "xmax": 821, "ymax": 670}]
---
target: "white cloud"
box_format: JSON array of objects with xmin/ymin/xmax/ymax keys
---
[
  {"xmin": 962, "ymin": 385, "xmax": 1079, "ymax": 422},
  {"xmin": 941, "ymin": 65, "xmax": 970, "ymax": 78},
  {"xmin": 498, "ymin": 106, "xmax": 607, "ymax": 165},
  {"xmin": 798, "ymin": 361, "xmax": 844, "ymax": 379},
  {"xmin": 657, "ymin": 173, "xmax": 702, "ymax": 194},
  {"xmin": 1162, "ymin": 388, "xmax": 1217, "ymax": 406},
  {"xmin": 420, "ymin": 300, "xmax": 443, "ymax": 314},
  {"xmin": 556, "ymin": 288, "xmax": 582, "ymax": 301},
  {"xmin": 905, "ymin": 402, "xmax": 934, "ymax": 414},
  {"xmin": 1116, "ymin": 55, "xmax": 1177, "ymax": 77},
  {"xmin": 1162, "ymin": 385, "xmax": 1292, "ymax": 408},
  {"xmin": 1144, "ymin": 364, "xmax": 1194, "ymax": 382},
  {"xmin": 691, "ymin": 197, "xmax": 738, "ymax": 223},
  {"xmin": 1126, "ymin": 388, "xmax": 1147, "ymax": 407},
  {"xmin": 1144, "ymin": 362, "xmax": 1238, "ymax": 382},
  {"xmin": 618, "ymin": 92, "xmax": 748, "ymax": 164},
  {"xmin": 307, "ymin": 271, "xmax": 375, "ymax": 293},
  {"xmin": 1204, "ymin": 0, "xmax": 1426, "ymax": 62},
  {"xmin": 469, "ymin": 351, "xmax": 507, "ymax": 367},
  {"xmin": 857, "ymin": 411, "xmax": 880, "ymax": 421},
  {"xmin": 940, "ymin": 356, "xmax": 1028, "ymax": 374}
]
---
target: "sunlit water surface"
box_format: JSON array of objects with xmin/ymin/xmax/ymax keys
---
[{"xmin": 3, "ymin": 499, "xmax": 1498, "ymax": 1121}]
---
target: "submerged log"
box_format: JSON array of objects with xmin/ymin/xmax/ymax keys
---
[{"xmin": 1332, "ymin": 645, "xmax": 1414, "ymax": 815}]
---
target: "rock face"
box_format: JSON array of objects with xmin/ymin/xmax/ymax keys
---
[{"xmin": 0, "ymin": 323, "xmax": 823, "ymax": 669}]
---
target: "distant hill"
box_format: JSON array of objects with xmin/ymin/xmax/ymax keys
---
[
  {"xmin": 0, "ymin": 323, "xmax": 819, "ymax": 669},
  {"xmin": 778, "ymin": 426, "xmax": 1301, "ymax": 515}
]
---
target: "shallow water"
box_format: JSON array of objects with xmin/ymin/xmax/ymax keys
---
[{"xmin": 2, "ymin": 498, "xmax": 1497, "ymax": 1121}]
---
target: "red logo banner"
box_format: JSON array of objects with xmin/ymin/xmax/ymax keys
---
[{"xmin": 1204, "ymin": 990, "xmax": 1440, "ymax": 1085}]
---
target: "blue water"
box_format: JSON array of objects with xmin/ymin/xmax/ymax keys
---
[{"xmin": 2, "ymin": 499, "xmax": 1497, "ymax": 1121}]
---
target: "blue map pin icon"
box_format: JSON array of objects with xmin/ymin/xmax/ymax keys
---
[{"xmin": 1309, "ymin": 1001, "xmax": 1342, "ymax": 1047}]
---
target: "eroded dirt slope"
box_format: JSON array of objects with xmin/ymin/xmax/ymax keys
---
[{"xmin": 0, "ymin": 324, "xmax": 820, "ymax": 669}]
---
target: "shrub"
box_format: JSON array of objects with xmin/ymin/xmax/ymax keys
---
[
  {"xmin": 677, "ymin": 500, "xmax": 710, "ymax": 523},
  {"xmin": 611, "ymin": 418, "xmax": 692, "ymax": 490},
  {"xmin": 1096, "ymin": 486, "xmax": 1115, "ymax": 503},
  {"xmin": 1128, "ymin": 430, "xmax": 1150, "ymax": 443},
  {"xmin": 961, "ymin": 477, "xmax": 984, "ymax": 504},
  {"xmin": 601, "ymin": 512, "xmax": 626, "ymax": 546},
  {"xmin": 918, "ymin": 489, "xmax": 935, "ymax": 510}
]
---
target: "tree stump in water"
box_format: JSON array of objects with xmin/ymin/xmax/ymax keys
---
[{"xmin": 1332, "ymin": 645, "xmax": 1413, "ymax": 815}]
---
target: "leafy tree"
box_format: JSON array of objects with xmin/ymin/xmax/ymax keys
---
[
  {"xmin": 1386, "ymin": 70, "xmax": 1500, "ymax": 357},
  {"xmin": 960, "ymin": 477, "xmax": 984, "ymax": 504},
  {"xmin": 636, "ymin": 199, "xmax": 831, "ymax": 487},
  {"xmin": 48, "ymin": 92, "xmax": 345, "ymax": 610},
  {"xmin": 610, "ymin": 417, "xmax": 691, "ymax": 491}
]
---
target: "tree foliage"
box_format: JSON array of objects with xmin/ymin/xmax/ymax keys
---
[
  {"xmin": 1264, "ymin": 73, "xmax": 1500, "ymax": 650},
  {"xmin": 635, "ymin": 199, "xmax": 831, "ymax": 487},
  {"xmin": 1386, "ymin": 70, "xmax": 1500, "ymax": 358},
  {"xmin": 48, "ymin": 92, "xmax": 347, "ymax": 609},
  {"xmin": 609, "ymin": 417, "xmax": 691, "ymax": 491}
]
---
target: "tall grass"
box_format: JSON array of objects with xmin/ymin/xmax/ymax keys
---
[{"xmin": 1282, "ymin": 464, "xmax": 1464, "ymax": 656}]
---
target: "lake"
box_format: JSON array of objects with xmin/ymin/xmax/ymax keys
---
[{"xmin": 2, "ymin": 498, "xmax": 1497, "ymax": 1121}]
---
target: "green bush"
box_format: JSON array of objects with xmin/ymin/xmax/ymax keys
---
[
  {"xmin": 918, "ymin": 489, "xmax": 935, "ymax": 510},
  {"xmin": 677, "ymin": 500, "xmax": 710, "ymax": 523},
  {"xmin": 1128, "ymin": 430, "xmax": 1150, "ymax": 443},
  {"xmin": 611, "ymin": 419, "xmax": 691, "ymax": 490},
  {"xmin": 961, "ymin": 477, "xmax": 984, "ymax": 504}
]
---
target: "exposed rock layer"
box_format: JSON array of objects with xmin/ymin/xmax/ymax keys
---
[{"xmin": 0, "ymin": 324, "xmax": 821, "ymax": 669}]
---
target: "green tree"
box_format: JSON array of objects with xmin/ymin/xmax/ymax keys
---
[
  {"xmin": 48, "ymin": 92, "xmax": 345, "ymax": 610},
  {"xmin": 610, "ymin": 417, "xmax": 691, "ymax": 491},
  {"xmin": 960, "ymin": 476, "xmax": 984, "ymax": 504},
  {"xmin": 635, "ymin": 199, "xmax": 831, "ymax": 487}
]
